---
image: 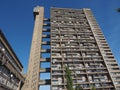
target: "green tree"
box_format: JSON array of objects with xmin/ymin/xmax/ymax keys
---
[
  {"xmin": 64, "ymin": 66, "xmax": 84, "ymax": 90},
  {"xmin": 91, "ymin": 86, "xmax": 96, "ymax": 90},
  {"xmin": 75, "ymin": 85, "xmax": 83, "ymax": 90},
  {"xmin": 65, "ymin": 66, "xmax": 73, "ymax": 90}
]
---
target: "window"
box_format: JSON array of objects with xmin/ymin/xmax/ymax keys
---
[
  {"xmin": 40, "ymin": 62, "xmax": 50, "ymax": 68},
  {"xmin": 39, "ymin": 85, "xmax": 50, "ymax": 90},
  {"xmin": 40, "ymin": 73, "xmax": 50, "ymax": 80}
]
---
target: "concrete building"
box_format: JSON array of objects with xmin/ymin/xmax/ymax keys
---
[
  {"xmin": 23, "ymin": 6, "xmax": 120, "ymax": 90},
  {"xmin": 0, "ymin": 30, "xmax": 24, "ymax": 90}
]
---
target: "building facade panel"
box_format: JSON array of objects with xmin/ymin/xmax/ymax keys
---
[
  {"xmin": 50, "ymin": 8, "xmax": 117, "ymax": 90},
  {"xmin": 84, "ymin": 9, "xmax": 120, "ymax": 89},
  {"xmin": 0, "ymin": 30, "xmax": 24, "ymax": 90}
]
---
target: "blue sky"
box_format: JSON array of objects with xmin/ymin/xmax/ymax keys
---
[{"xmin": 0, "ymin": 0, "xmax": 120, "ymax": 74}]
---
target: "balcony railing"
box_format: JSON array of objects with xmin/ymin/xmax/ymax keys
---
[{"xmin": 0, "ymin": 74, "xmax": 18, "ymax": 90}]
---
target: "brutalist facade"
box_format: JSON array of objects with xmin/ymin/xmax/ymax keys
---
[
  {"xmin": 0, "ymin": 30, "xmax": 24, "ymax": 90},
  {"xmin": 23, "ymin": 6, "xmax": 120, "ymax": 90}
]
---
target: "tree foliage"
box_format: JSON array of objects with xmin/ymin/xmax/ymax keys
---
[
  {"xmin": 65, "ymin": 66, "xmax": 73, "ymax": 90},
  {"xmin": 91, "ymin": 86, "xmax": 96, "ymax": 90},
  {"xmin": 75, "ymin": 85, "xmax": 83, "ymax": 90},
  {"xmin": 65, "ymin": 66, "xmax": 97, "ymax": 90}
]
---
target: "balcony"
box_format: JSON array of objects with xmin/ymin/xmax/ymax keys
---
[{"xmin": 0, "ymin": 73, "xmax": 18, "ymax": 90}]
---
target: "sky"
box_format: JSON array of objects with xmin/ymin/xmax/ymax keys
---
[{"xmin": 0, "ymin": 0, "xmax": 120, "ymax": 75}]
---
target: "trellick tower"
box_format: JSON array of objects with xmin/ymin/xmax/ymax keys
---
[
  {"xmin": 23, "ymin": 6, "xmax": 120, "ymax": 90},
  {"xmin": 22, "ymin": 7, "xmax": 51, "ymax": 90}
]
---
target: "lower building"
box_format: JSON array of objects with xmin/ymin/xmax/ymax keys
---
[{"xmin": 0, "ymin": 30, "xmax": 24, "ymax": 90}]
